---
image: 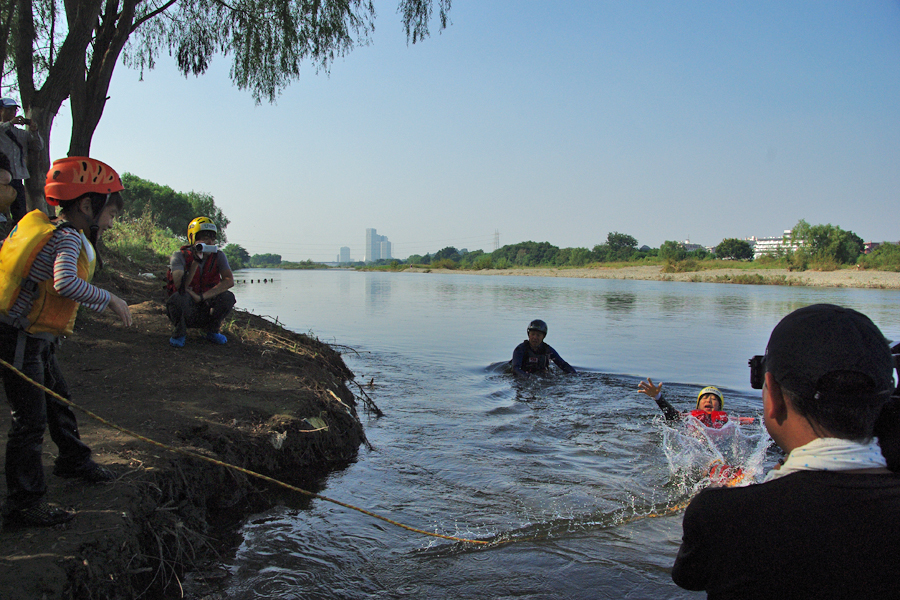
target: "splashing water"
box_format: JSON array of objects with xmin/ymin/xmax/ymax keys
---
[{"xmin": 661, "ymin": 416, "xmax": 773, "ymax": 493}]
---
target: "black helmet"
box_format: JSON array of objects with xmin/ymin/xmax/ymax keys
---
[{"xmin": 527, "ymin": 319, "xmax": 548, "ymax": 335}]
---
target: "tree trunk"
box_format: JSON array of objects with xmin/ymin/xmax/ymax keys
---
[
  {"xmin": 14, "ymin": 0, "xmax": 102, "ymax": 211},
  {"xmin": 0, "ymin": 0, "xmax": 15, "ymax": 85},
  {"xmin": 67, "ymin": 0, "xmax": 137, "ymax": 157},
  {"xmin": 23, "ymin": 106, "xmax": 53, "ymax": 213}
]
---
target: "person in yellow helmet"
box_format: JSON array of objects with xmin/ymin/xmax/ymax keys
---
[
  {"xmin": 0, "ymin": 157, "xmax": 132, "ymax": 527},
  {"xmin": 164, "ymin": 217, "xmax": 235, "ymax": 347},
  {"xmin": 638, "ymin": 379, "xmax": 754, "ymax": 428}
]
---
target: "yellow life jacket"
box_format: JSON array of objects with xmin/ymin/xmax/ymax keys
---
[{"xmin": 0, "ymin": 209, "xmax": 96, "ymax": 336}]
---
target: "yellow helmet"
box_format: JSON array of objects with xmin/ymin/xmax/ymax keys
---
[
  {"xmin": 187, "ymin": 217, "xmax": 217, "ymax": 245},
  {"xmin": 696, "ymin": 386, "xmax": 724, "ymax": 409}
]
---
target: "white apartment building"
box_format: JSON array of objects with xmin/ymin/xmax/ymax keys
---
[{"xmin": 745, "ymin": 230, "xmax": 803, "ymax": 259}]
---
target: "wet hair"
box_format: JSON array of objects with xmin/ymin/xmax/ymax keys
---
[{"xmin": 780, "ymin": 370, "xmax": 888, "ymax": 441}]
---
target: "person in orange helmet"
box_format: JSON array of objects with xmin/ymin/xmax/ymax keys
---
[{"xmin": 0, "ymin": 157, "xmax": 132, "ymax": 527}]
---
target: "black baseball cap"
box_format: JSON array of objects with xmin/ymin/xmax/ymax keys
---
[{"xmin": 765, "ymin": 304, "xmax": 895, "ymax": 400}]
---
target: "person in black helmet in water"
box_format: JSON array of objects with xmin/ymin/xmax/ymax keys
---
[{"xmin": 511, "ymin": 319, "xmax": 577, "ymax": 378}]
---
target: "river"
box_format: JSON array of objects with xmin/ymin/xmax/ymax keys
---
[{"xmin": 210, "ymin": 270, "xmax": 899, "ymax": 599}]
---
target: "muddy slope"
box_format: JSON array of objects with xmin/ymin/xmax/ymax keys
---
[{"xmin": 0, "ymin": 261, "xmax": 368, "ymax": 599}]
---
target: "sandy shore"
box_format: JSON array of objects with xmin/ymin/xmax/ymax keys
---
[{"xmin": 406, "ymin": 265, "xmax": 900, "ymax": 289}]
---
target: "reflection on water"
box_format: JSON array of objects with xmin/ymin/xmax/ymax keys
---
[
  {"xmin": 603, "ymin": 292, "xmax": 637, "ymax": 316},
  {"xmin": 220, "ymin": 270, "xmax": 899, "ymax": 599},
  {"xmin": 366, "ymin": 276, "xmax": 392, "ymax": 314}
]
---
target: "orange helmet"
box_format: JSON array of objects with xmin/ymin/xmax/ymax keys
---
[{"xmin": 44, "ymin": 157, "xmax": 124, "ymax": 206}]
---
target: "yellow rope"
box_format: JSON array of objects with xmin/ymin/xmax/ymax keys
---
[
  {"xmin": 0, "ymin": 356, "xmax": 490, "ymax": 546},
  {"xmin": 617, "ymin": 501, "xmax": 691, "ymax": 524}
]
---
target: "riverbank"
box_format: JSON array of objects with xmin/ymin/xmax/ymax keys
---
[
  {"xmin": 0, "ymin": 260, "xmax": 368, "ymax": 599},
  {"xmin": 405, "ymin": 265, "xmax": 900, "ymax": 289}
]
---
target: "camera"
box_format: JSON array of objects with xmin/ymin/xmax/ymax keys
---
[
  {"xmin": 749, "ymin": 355, "xmax": 766, "ymax": 389},
  {"xmin": 194, "ymin": 243, "xmax": 217, "ymax": 254}
]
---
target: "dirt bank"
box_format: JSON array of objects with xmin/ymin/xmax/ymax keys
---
[
  {"xmin": 0, "ymin": 260, "xmax": 369, "ymax": 599},
  {"xmin": 407, "ymin": 265, "xmax": 900, "ymax": 289}
]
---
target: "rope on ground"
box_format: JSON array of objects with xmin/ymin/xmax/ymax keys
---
[{"xmin": 0, "ymin": 356, "xmax": 489, "ymax": 546}]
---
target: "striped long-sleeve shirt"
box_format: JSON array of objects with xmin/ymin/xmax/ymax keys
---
[{"xmin": 7, "ymin": 226, "xmax": 110, "ymax": 318}]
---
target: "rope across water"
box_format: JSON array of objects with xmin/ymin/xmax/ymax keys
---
[{"xmin": 0, "ymin": 355, "xmax": 491, "ymax": 545}]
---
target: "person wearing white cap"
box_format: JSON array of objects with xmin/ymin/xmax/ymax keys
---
[
  {"xmin": 0, "ymin": 97, "xmax": 44, "ymax": 223},
  {"xmin": 671, "ymin": 304, "xmax": 900, "ymax": 598}
]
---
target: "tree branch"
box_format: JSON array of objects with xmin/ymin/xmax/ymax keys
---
[{"xmin": 131, "ymin": 0, "xmax": 177, "ymax": 32}]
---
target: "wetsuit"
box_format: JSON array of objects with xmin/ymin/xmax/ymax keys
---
[{"xmin": 511, "ymin": 340, "xmax": 576, "ymax": 377}]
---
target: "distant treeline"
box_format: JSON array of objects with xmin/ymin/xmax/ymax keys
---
[
  {"xmin": 222, "ymin": 251, "xmax": 323, "ymax": 270},
  {"xmin": 373, "ymin": 224, "xmax": 900, "ymax": 272},
  {"xmin": 116, "ymin": 174, "xmax": 897, "ymax": 272}
]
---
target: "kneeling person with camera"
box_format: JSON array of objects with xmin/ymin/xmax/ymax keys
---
[{"xmin": 165, "ymin": 217, "xmax": 235, "ymax": 347}]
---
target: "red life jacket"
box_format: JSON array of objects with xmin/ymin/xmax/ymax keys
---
[
  {"xmin": 689, "ymin": 409, "xmax": 729, "ymax": 429},
  {"xmin": 165, "ymin": 246, "xmax": 220, "ymax": 296}
]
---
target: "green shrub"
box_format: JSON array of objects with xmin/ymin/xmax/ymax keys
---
[
  {"xmin": 661, "ymin": 258, "xmax": 699, "ymax": 273},
  {"xmin": 858, "ymin": 243, "xmax": 900, "ymax": 272},
  {"xmin": 807, "ymin": 255, "xmax": 841, "ymax": 271},
  {"xmin": 473, "ymin": 255, "xmax": 493, "ymax": 270},
  {"xmin": 432, "ymin": 258, "xmax": 457, "ymax": 269},
  {"xmin": 754, "ymin": 254, "xmax": 784, "ymax": 267},
  {"xmin": 103, "ymin": 213, "xmax": 181, "ymax": 264},
  {"xmin": 786, "ymin": 251, "xmax": 808, "ymax": 272}
]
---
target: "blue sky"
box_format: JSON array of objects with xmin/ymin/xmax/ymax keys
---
[{"xmin": 46, "ymin": 0, "xmax": 900, "ymax": 261}]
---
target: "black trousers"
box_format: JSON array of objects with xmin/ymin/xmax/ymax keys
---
[
  {"xmin": 0, "ymin": 324, "xmax": 92, "ymax": 513},
  {"xmin": 165, "ymin": 290, "xmax": 236, "ymax": 338}
]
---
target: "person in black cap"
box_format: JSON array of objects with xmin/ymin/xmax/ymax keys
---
[
  {"xmin": 510, "ymin": 319, "xmax": 577, "ymax": 378},
  {"xmin": 671, "ymin": 304, "xmax": 900, "ymax": 598}
]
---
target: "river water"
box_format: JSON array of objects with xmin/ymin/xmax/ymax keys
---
[{"xmin": 211, "ymin": 270, "xmax": 898, "ymax": 599}]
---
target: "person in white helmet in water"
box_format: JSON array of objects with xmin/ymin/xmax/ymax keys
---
[{"xmin": 638, "ymin": 379, "xmax": 754, "ymax": 428}]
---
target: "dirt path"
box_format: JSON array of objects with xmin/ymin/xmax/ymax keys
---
[
  {"xmin": 408, "ymin": 265, "xmax": 900, "ymax": 289},
  {"xmin": 0, "ymin": 261, "xmax": 367, "ymax": 599}
]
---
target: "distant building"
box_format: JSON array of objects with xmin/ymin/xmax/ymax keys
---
[
  {"xmin": 365, "ymin": 228, "xmax": 391, "ymax": 263},
  {"xmin": 337, "ymin": 246, "xmax": 351, "ymax": 263},
  {"xmin": 865, "ymin": 241, "xmax": 900, "ymax": 254},
  {"xmin": 681, "ymin": 239, "xmax": 704, "ymax": 252},
  {"xmin": 744, "ymin": 230, "xmax": 802, "ymax": 259}
]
